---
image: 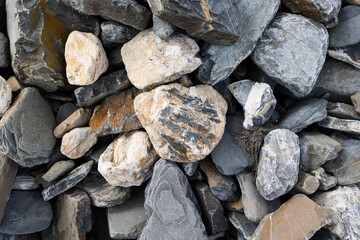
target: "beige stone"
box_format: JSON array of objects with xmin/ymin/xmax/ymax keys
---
[
  {"xmin": 351, "ymin": 92, "xmax": 360, "ymax": 114},
  {"xmin": 251, "ymin": 195, "xmax": 334, "ymax": 240},
  {"xmin": 292, "ymin": 171, "xmax": 320, "ymax": 195},
  {"xmin": 0, "ymin": 76, "xmax": 12, "ymax": 117},
  {"xmin": 61, "ymin": 127, "xmax": 98, "ymax": 159},
  {"xmin": 65, "ymin": 31, "xmax": 108, "ymax": 86},
  {"xmin": 98, "ymin": 130, "xmax": 158, "ymax": 187},
  {"xmin": 54, "ymin": 108, "xmax": 92, "ymax": 138},
  {"xmin": 134, "ymin": 83, "xmax": 227, "ymax": 162},
  {"xmin": 42, "ymin": 160, "xmax": 75, "ymax": 182},
  {"xmin": 7, "ymin": 76, "xmax": 22, "ymax": 91},
  {"xmin": 121, "ymin": 30, "xmax": 202, "ymax": 90}
]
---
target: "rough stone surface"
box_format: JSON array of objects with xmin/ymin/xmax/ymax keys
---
[
  {"xmin": 252, "ymin": 13, "xmax": 329, "ymax": 97},
  {"xmin": 121, "ymin": 30, "xmax": 201, "ymax": 90},
  {"xmin": 197, "ymin": 0, "xmax": 280, "ymax": 85},
  {"xmin": 152, "ymin": 15, "xmax": 175, "ymax": 38},
  {"xmin": 65, "ymin": 31, "xmax": 108, "ymax": 86},
  {"xmin": 89, "ymin": 88, "xmax": 142, "ymax": 136},
  {"xmin": 229, "ymin": 212, "xmax": 257, "ymax": 240},
  {"xmin": 98, "ymin": 130, "xmax": 158, "ymax": 187},
  {"xmin": 318, "ymin": 116, "xmax": 360, "ymax": 134},
  {"xmin": 56, "ymin": 103, "xmax": 77, "ymax": 124},
  {"xmin": 139, "ymin": 159, "xmax": 208, "ymax": 240},
  {"xmin": 134, "ymin": 83, "xmax": 227, "ymax": 162},
  {"xmin": 279, "ymin": 98, "xmax": 328, "ymax": 133},
  {"xmin": 61, "ymin": 127, "xmax": 98, "ymax": 159},
  {"xmin": 0, "ymin": 33, "xmax": 9, "ymax": 67},
  {"xmin": 6, "ymin": 76, "xmax": 22, "ymax": 92},
  {"xmin": 328, "ymin": 43, "xmax": 360, "ymax": 69},
  {"xmin": 292, "ymin": 171, "xmax": 320, "ymax": 195},
  {"xmin": 351, "ymin": 92, "xmax": 360, "ymax": 113},
  {"xmin": 222, "ymin": 198, "xmax": 244, "ymax": 213},
  {"xmin": 54, "ymin": 108, "xmax": 92, "ymax": 138},
  {"xmin": 12, "ymin": 174, "xmax": 39, "ymax": 191},
  {"xmin": 0, "ymin": 191, "xmax": 52, "ymax": 235},
  {"xmin": 0, "ymin": 76, "xmax": 11, "ymax": 117},
  {"xmin": 0, "ymin": 88, "xmax": 56, "ymax": 167},
  {"xmin": 251, "ymin": 195, "xmax": 334, "ymax": 240},
  {"xmin": 42, "ymin": 160, "xmax": 93, "ymax": 201},
  {"xmin": 42, "ymin": 160, "xmax": 75, "ymax": 182},
  {"xmin": 182, "ymin": 161, "xmax": 199, "ymax": 176},
  {"xmin": 101, "ymin": 21, "xmax": 139, "ymax": 44},
  {"xmin": 309, "ymin": 167, "xmax": 338, "ymax": 191},
  {"xmin": 256, "ymin": 129, "xmax": 300, "ymax": 201},
  {"xmin": 327, "ymin": 102, "xmax": 360, "ymax": 120}
]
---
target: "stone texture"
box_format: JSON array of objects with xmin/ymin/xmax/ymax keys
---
[
  {"xmin": 344, "ymin": 0, "xmax": 360, "ymax": 5},
  {"xmin": 229, "ymin": 212, "xmax": 257, "ymax": 240},
  {"xmin": 251, "ymin": 195, "xmax": 334, "ymax": 240},
  {"xmin": 309, "ymin": 167, "xmax": 338, "ymax": 191},
  {"xmin": 222, "ymin": 198, "xmax": 244, "ymax": 213},
  {"xmin": 327, "ymin": 102, "xmax": 360, "ymax": 120},
  {"xmin": 299, "ymin": 132, "xmax": 342, "ymax": 171},
  {"xmin": 196, "ymin": 0, "xmax": 280, "ymax": 85},
  {"xmin": 328, "ymin": 43, "xmax": 360, "ymax": 69},
  {"xmin": 0, "ymin": 191, "xmax": 52, "ymax": 235},
  {"xmin": 0, "ymin": 33, "xmax": 9, "ymax": 67},
  {"xmin": 0, "ymin": 76, "xmax": 11, "ymax": 117},
  {"xmin": 0, "ymin": 88, "xmax": 56, "ymax": 167},
  {"xmin": 256, "ymin": 129, "xmax": 300, "ymax": 201},
  {"xmin": 101, "ymin": 21, "xmax": 139, "ymax": 44},
  {"xmin": 89, "ymin": 88, "xmax": 142, "ymax": 136},
  {"xmin": 121, "ymin": 30, "xmax": 201, "ymax": 90},
  {"xmin": 98, "ymin": 130, "xmax": 158, "ymax": 187},
  {"xmin": 6, "ymin": 76, "xmax": 22, "ymax": 92},
  {"xmin": 65, "ymin": 31, "xmax": 108, "ymax": 86},
  {"xmin": 351, "ymin": 92, "xmax": 360, "ymax": 113},
  {"xmin": 42, "ymin": 160, "xmax": 93, "ymax": 201},
  {"xmin": 54, "ymin": 108, "xmax": 92, "ymax": 138},
  {"xmin": 61, "ymin": 127, "xmax": 98, "ymax": 159},
  {"xmin": 56, "ymin": 103, "xmax": 77, "ymax": 124},
  {"xmin": 292, "ymin": 171, "xmax": 320, "ymax": 195},
  {"xmin": 12, "ymin": 174, "xmax": 39, "ymax": 191},
  {"xmin": 252, "ymin": 13, "xmax": 329, "ymax": 97},
  {"xmin": 42, "ymin": 160, "xmax": 75, "ymax": 182},
  {"xmin": 182, "ymin": 161, "xmax": 199, "ymax": 176},
  {"xmin": 318, "ymin": 116, "xmax": 360, "ymax": 134},
  {"xmin": 108, "ymin": 46, "xmax": 123, "ymax": 69},
  {"xmin": 134, "ymin": 83, "xmax": 227, "ymax": 162},
  {"xmin": 0, "ymin": 233, "xmax": 41, "ymax": 240},
  {"xmin": 279, "ymin": 98, "xmax": 328, "ymax": 133},
  {"xmin": 152, "ymin": 15, "xmax": 175, "ymax": 38},
  {"xmin": 6, "ymin": 0, "xmax": 99, "ymax": 92},
  {"xmin": 77, "ymin": 171, "xmax": 131, "ymax": 207}
]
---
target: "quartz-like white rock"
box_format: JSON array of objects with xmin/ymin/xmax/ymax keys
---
[
  {"xmin": 42, "ymin": 160, "xmax": 75, "ymax": 182},
  {"xmin": 0, "ymin": 76, "xmax": 12, "ymax": 117}
]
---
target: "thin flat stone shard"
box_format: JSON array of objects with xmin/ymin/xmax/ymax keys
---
[
  {"xmin": 327, "ymin": 102, "xmax": 360, "ymax": 120},
  {"xmin": 42, "ymin": 160, "xmax": 75, "ymax": 182},
  {"xmin": 318, "ymin": 116, "xmax": 360, "ymax": 134},
  {"xmin": 54, "ymin": 108, "xmax": 92, "ymax": 138},
  {"xmin": 328, "ymin": 43, "xmax": 360, "ymax": 69}
]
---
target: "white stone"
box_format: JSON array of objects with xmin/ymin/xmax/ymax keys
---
[
  {"xmin": 42, "ymin": 160, "xmax": 75, "ymax": 182},
  {"xmin": 0, "ymin": 76, "xmax": 12, "ymax": 117}
]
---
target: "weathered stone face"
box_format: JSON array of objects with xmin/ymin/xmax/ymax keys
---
[
  {"xmin": 54, "ymin": 108, "xmax": 92, "ymax": 138},
  {"xmin": 42, "ymin": 160, "xmax": 75, "ymax": 182},
  {"xmin": 0, "ymin": 76, "xmax": 11, "ymax": 117},
  {"xmin": 328, "ymin": 43, "xmax": 360, "ymax": 69}
]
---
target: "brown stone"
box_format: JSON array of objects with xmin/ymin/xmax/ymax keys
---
[
  {"xmin": 6, "ymin": 76, "xmax": 22, "ymax": 92},
  {"xmin": 292, "ymin": 171, "xmax": 320, "ymax": 195},
  {"xmin": 54, "ymin": 108, "xmax": 92, "ymax": 138},
  {"xmin": 351, "ymin": 92, "xmax": 360, "ymax": 114}
]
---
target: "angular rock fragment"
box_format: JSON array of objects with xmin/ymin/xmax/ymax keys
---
[
  {"xmin": 182, "ymin": 161, "xmax": 199, "ymax": 176},
  {"xmin": 121, "ymin": 30, "xmax": 201, "ymax": 90},
  {"xmin": 56, "ymin": 102, "xmax": 77, "ymax": 124},
  {"xmin": 222, "ymin": 198, "xmax": 244, "ymax": 213},
  {"xmin": 327, "ymin": 102, "xmax": 360, "ymax": 120},
  {"xmin": 256, "ymin": 129, "xmax": 300, "ymax": 201},
  {"xmin": 54, "ymin": 108, "xmax": 92, "ymax": 138},
  {"xmin": 0, "ymin": 76, "xmax": 11, "ymax": 117},
  {"xmin": 108, "ymin": 46, "xmax": 123, "ymax": 69},
  {"xmin": 229, "ymin": 212, "xmax": 257, "ymax": 240},
  {"xmin": 292, "ymin": 171, "xmax": 320, "ymax": 195},
  {"xmin": 152, "ymin": 15, "xmax": 175, "ymax": 38},
  {"xmin": 134, "ymin": 83, "xmax": 227, "ymax": 162},
  {"xmin": 0, "ymin": 88, "xmax": 56, "ymax": 167},
  {"xmin": 252, "ymin": 13, "xmax": 329, "ymax": 97},
  {"xmin": 42, "ymin": 160, "xmax": 75, "ymax": 182},
  {"xmin": 0, "ymin": 154, "xmax": 17, "ymax": 223},
  {"xmin": 12, "ymin": 174, "xmax": 39, "ymax": 191},
  {"xmin": 6, "ymin": 76, "xmax": 22, "ymax": 92},
  {"xmin": 139, "ymin": 159, "xmax": 208, "ymax": 240},
  {"xmin": 318, "ymin": 116, "xmax": 360, "ymax": 134},
  {"xmin": 100, "ymin": 21, "xmax": 139, "ymax": 44},
  {"xmin": 351, "ymin": 92, "xmax": 360, "ymax": 113},
  {"xmin": 328, "ymin": 43, "xmax": 360, "ymax": 69},
  {"xmin": 0, "ymin": 33, "xmax": 9, "ymax": 67},
  {"xmin": 309, "ymin": 167, "xmax": 338, "ymax": 191},
  {"xmin": 61, "ymin": 127, "xmax": 98, "ymax": 159}
]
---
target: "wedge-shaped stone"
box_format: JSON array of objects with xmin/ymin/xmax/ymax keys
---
[
  {"xmin": 318, "ymin": 116, "xmax": 360, "ymax": 135},
  {"xmin": 54, "ymin": 108, "xmax": 92, "ymax": 138}
]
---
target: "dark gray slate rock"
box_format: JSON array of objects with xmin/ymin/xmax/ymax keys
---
[
  {"xmin": 152, "ymin": 15, "xmax": 175, "ymax": 38},
  {"xmin": 0, "ymin": 191, "xmax": 52, "ymax": 235},
  {"xmin": 139, "ymin": 159, "xmax": 208, "ymax": 240},
  {"xmin": 12, "ymin": 174, "xmax": 39, "ymax": 191},
  {"xmin": 309, "ymin": 167, "xmax": 338, "ymax": 191},
  {"xmin": 61, "ymin": 0, "xmax": 151, "ymax": 30},
  {"xmin": 229, "ymin": 212, "xmax": 258, "ymax": 240},
  {"xmin": 196, "ymin": 0, "xmax": 280, "ymax": 85},
  {"xmin": 100, "ymin": 21, "xmax": 139, "ymax": 44},
  {"xmin": 213, "ymin": 78, "xmax": 237, "ymax": 114},
  {"xmin": 42, "ymin": 160, "xmax": 93, "ymax": 201},
  {"xmin": 252, "ymin": 13, "xmax": 329, "ymax": 97},
  {"xmin": 74, "ymin": 69, "xmax": 132, "ymax": 107},
  {"xmin": 0, "ymin": 33, "xmax": 9, "ymax": 67},
  {"xmin": 108, "ymin": 46, "xmax": 124, "ymax": 69},
  {"xmin": 0, "ymin": 88, "xmax": 56, "ymax": 167},
  {"xmin": 56, "ymin": 102, "xmax": 77, "ymax": 124},
  {"xmin": 279, "ymin": 98, "xmax": 328, "ymax": 133},
  {"xmin": 318, "ymin": 116, "xmax": 360, "ymax": 134},
  {"xmin": 192, "ymin": 181, "xmax": 228, "ymax": 235},
  {"xmin": 327, "ymin": 102, "xmax": 360, "ymax": 120},
  {"xmin": 182, "ymin": 161, "xmax": 199, "ymax": 176},
  {"xmin": 328, "ymin": 43, "xmax": 360, "ymax": 68},
  {"xmin": 328, "ymin": 5, "xmax": 360, "ymax": 47}
]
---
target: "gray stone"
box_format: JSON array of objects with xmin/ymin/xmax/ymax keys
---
[
  {"xmin": 279, "ymin": 98, "xmax": 328, "ymax": 133},
  {"xmin": 351, "ymin": 92, "xmax": 360, "ymax": 113},
  {"xmin": 229, "ymin": 212, "xmax": 257, "ymax": 240},
  {"xmin": 299, "ymin": 132, "xmax": 342, "ymax": 171},
  {"xmin": 0, "ymin": 88, "xmax": 56, "ymax": 167},
  {"xmin": 0, "ymin": 33, "xmax": 9, "ymax": 67},
  {"xmin": 88, "ymin": 143, "xmax": 108, "ymax": 164},
  {"xmin": 107, "ymin": 189, "xmax": 146, "ymax": 239},
  {"xmin": 196, "ymin": 0, "xmax": 280, "ymax": 85},
  {"xmin": 56, "ymin": 102, "xmax": 77, "ymax": 124},
  {"xmin": 327, "ymin": 102, "xmax": 360, "ymax": 120},
  {"xmin": 292, "ymin": 171, "xmax": 320, "ymax": 195},
  {"xmin": 100, "ymin": 21, "xmax": 139, "ymax": 44},
  {"xmin": 256, "ymin": 129, "xmax": 300, "ymax": 201},
  {"xmin": 325, "ymin": 15, "xmax": 339, "ymax": 28},
  {"xmin": 42, "ymin": 160, "xmax": 75, "ymax": 182},
  {"xmin": 61, "ymin": 0, "xmax": 151, "ymax": 30},
  {"xmin": 139, "ymin": 159, "xmax": 208, "ymax": 240},
  {"xmin": 252, "ymin": 13, "xmax": 329, "ymax": 97},
  {"xmin": 328, "ymin": 43, "xmax": 360, "ymax": 68},
  {"xmin": 178, "ymin": 75, "xmax": 193, "ymax": 87},
  {"xmin": 344, "ymin": 0, "xmax": 360, "ymax": 5},
  {"xmin": 152, "ymin": 15, "xmax": 175, "ymax": 38},
  {"xmin": 182, "ymin": 161, "xmax": 199, "ymax": 176},
  {"xmin": 77, "ymin": 171, "xmax": 131, "ymax": 207},
  {"xmin": 108, "ymin": 46, "xmax": 123, "ymax": 69},
  {"xmin": 309, "ymin": 167, "xmax": 338, "ymax": 191},
  {"xmin": 213, "ymin": 78, "xmax": 237, "ymax": 114},
  {"xmin": 74, "ymin": 69, "xmax": 131, "ymax": 107},
  {"xmin": 0, "ymin": 191, "xmax": 52, "ymax": 235},
  {"xmin": 318, "ymin": 116, "xmax": 360, "ymax": 134},
  {"xmin": 328, "ymin": 5, "xmax": 360, "ymax": 47},
  {"xmin": 12, "ymin": 174, "xmax": 39, "ymax": 191},
  {"xmin": 42, "ymin": 160, "xmax": 93, "ymax": 201}
]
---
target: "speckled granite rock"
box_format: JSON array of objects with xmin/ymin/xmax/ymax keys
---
[
  {"xmin": 42, "ymin": 160, "xmax": 75, "ymax": 182},
  {"xmin": 54, "ymin": 108, "xmax": 92, "ymax": 138},
  {"xmin": 61, "ymin": 127, "xmax": 97, "ymax": 159},
  {"xmin": 328, "ymin": 43, "xmax": 360, "ymax": 69},
  {"xmin": 0, "ymin": 76, "xmax": 11, "ymax": 117},
  {"xmin": 318, "ymin": 116, "xmax": 360, "ymax": 134},
  {"xmin": 309, "ymin": 167, "xmax": 338, "ymax": 191}
]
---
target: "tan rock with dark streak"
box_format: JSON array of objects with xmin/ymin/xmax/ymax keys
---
[
  {"xmin": 61, "ymin": 127, "xmax": 97, "ymax": 159},
  {"xmin": 54, "ymin": 108, "xmax": 92, "ymax": 138}
]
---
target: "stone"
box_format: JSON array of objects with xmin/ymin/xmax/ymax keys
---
[
  {"xmin": 192, "ymin": 181, "xmax": 228, "ymax": 235},
  {"xmin": 279, "ymin": 98, "xmax": 328, "ymax": 133},
  {"xmin": 282, "ymin": 0, "xmax": 341, "ymax": 23},
  {"xmin": 182, "ymin": 161, "xmax": 199, "ymax": 176},
  {"xmin": 311, "ymin": 228, "xmax": 338, "ymax": 240},
  {"xmin": 121, "ymin": 30, "xmax": 201, "ymax": 90},
  {"xmin": 252, "ymin": 13, "xmax": 328, "ymax": 97},
  {"xmin": 328, "ymin": 43, "xmax": 360, "ymax": 69},
  {"xmin": 318, "ymin": 116, "xmax": 360, "ymax": 134},
  {"xmin": 101, "ymin": 21, "xmax": 139, "ymax": 44},
  {"xmin": 61, "ymin": 0, "xmax": 151, "ymax": 30},
  {"xmin": 351, "ymin": 92, "xmax": 360, "ymax": 113},
  {"xmin": 236, "ymin": 171, "xmax": 281, "ymax": 223},
  {"xmin": 108, "ymin": 46, "xmax": 124, "ymax": 69},
  {"xmin": 0, "ymin": 191, "xmax": 52, "ymax": 235},
  {"xmin": 229, "ymin": 212, "xmax": 258, "ymax": 240},
  {"xmin": 152, "ymin": 15, "xmax": 175, "ymax": 38},
  {"xmin": 327, "ymin": 102, "xmax": 360, "ymax": 120},
  {"xmin": 256, "ymin": 129, "xmax": 300, "ymax": 201},
  {"xmin": 344, "ymin": 0, "xmax": 360, "ymax": 5},
  {"xmin": 0, "ymin": 233, "xmax": 41, "ymax": 240},
  {"xmin": 107, "ymin": 189, "xmax": 146, "ymax": 239},
  {"xmin": 89, "ymin": 88, "xmax": 142, "ymax": 136},
  {"xmin": 0, "ymin": 88, "xmax": 56, "ymax": 167},
  {"xmin": 6, "ymin": 0, "xmax": 99, "ymax": 92},
  {"xmin": 222, "ymin": 198, "xmax": 244, "ymax": 213},
  {"xmin": 42, "ymin": 160, "xmax": 75, "ymax": 182},
  {"xmin": 60, "ymin": 127, "xmax": 97, "ymax": 159},
  {"xmin": 0, "ymin": 76, "xmax": 11, "ymax": 117},
  {"xmin": 328, "ymin": 5, "xmax": 360, "ymax": 47},
  {"xmin": 56, "ymin": 103, "xmax": 77, "ymax": 124},
  {"xmin": 54, "ymin": 108, "xmax": 92, "ymax": 138},
  {"xmin": 309, "ymin": 167, "xmax": 338, "ymax": 191},
  {"xmin": 42, "ymin": 189, "xmax": 91, "ymax": 240},
  {"xmin": 12, "ymin": 174, "xmax": 39, "ymax": 191},
  {"xmin": 0, "ymin": 33, "xmax": 9, "ymax": 67},
  {"xmin": 6, "ymin": 76, "xmax": 22, "ymax": 92},
  {"xmin": 88, "ymin": 143, "xmax": 108, "ymax": 164},
  {"xmin": 323, "ymin": 139, "xmax": 360, "ymax": 185},
  {"xmin": 139, "ymin": 159, "xmax": 208, "ymax": 240},
  {"xmin": 292, "ymin": 171, "xmax": 320, "ymax": 195},
  {"xmin": 228, "ymin": 80, "xmax": 276, "ymax": 130},
  {"xmin": 251, "ymin": 195, "xmax": 334, "ymax": 240},
  {"xmin": 178, "ymin": 75, "xmax": 193, "ymax": 87},
  {"xmin": 65, "ymin": 31, "xmax": 108, "ymax": 86},
  {"xmin": 197, "ymin": 0, "xmax": 280, "ymax": 85},
  {"xmin": 77, "ymin": 171, "xmax": 131, "ymax": 207},
  {"xmin": 134, "ymin": 83, "xmax": 227, "ymax": 162},
  {"xmin": 42, "ymin": 160, "xmax": 93, "ymax": 201},
  {"xmin": 299, "ymin": 132, "xmax": 342, "ymax": 171},
  {"xmin": 45, "ymin": 93, "xmax": 74, "ymax": 102}
]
